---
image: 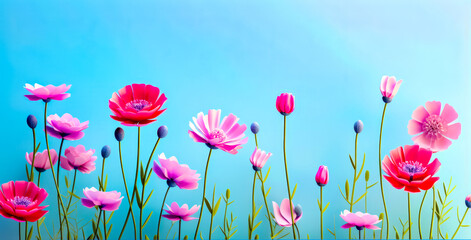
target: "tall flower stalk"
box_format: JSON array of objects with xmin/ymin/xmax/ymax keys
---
[
  {"xmin": 194, "ymin": 149, "xmax": 212, "ymax": 239},
  {"xmin": 315, "ymin": 165, "xmax": 329, "ymax": 240},
  {"xmin": 378, "ymin": 102, "xmax": 389, "ymax": 239},
  {"xmin": 282, "ymin": 115, "xmax": 296, "ymax": 239}
]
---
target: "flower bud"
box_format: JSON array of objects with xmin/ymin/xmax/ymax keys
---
[
  {"xmin": 226, "ymin": 189, "xmax": 231, "ymax": 200},
  {"xmin": 466, "ymin": 195, "xmax": 471, "ymax": 208},
  {"xmin": 250, "ymin": 122, "xmax": 260, "ymax": 134},
  {"xmin": 157, "ymin": 125, "xmax": 168, "ymax": 138},
  {"xmin": 354, "ymin": 120, "xmax": 363, "ymax": 134},
  {"xmin": 115, "ymin": 127, "xmax": 124, "ymax": 142},
  {"xmin": 315, "ymin": 165, "xmax": 329, "ymax": 187},
  {"xmin": 294, "ymin": 204, "xmax": 303, "ymax": 217},
  {"xmin": 101, "ymin": 145, "xmax": 111, "ymax": 159},
  {"xmin": 365, "ymin": 170, "xmax": 370, "ymax": 182},
  {"xmin": 27, "ymin": 115, "xmax": 38, "ymax": 129}
]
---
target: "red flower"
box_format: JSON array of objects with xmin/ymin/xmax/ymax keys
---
[
  {"xmin": 109, "ymin": 84, "xmax": 167, "ymax": 126},
  {"xmin": 0, "ymin": 181, "xmax": 48, "ymax": 222}
]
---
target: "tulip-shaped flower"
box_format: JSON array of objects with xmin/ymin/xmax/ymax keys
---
[
  {"xmin": 81, "ymin": 187, "xmax": 123, "ymax": 211},
  {"xmin": 46, "ymin": 113, "xmax": 89, "ymax": 141},
  {"xmin": 153, "ymin": 153, "xmax": 200, "ymax": 189},
  {"xmin": 60, "ymin": 145, "xmax": 97, "ymax": 174},
  {"xmin": 0, "ymin": 181, "xmax": 48, "ymax": 222},
  {"xmin": 24, "ymin": 83, "xmax": 71, "ymax": 102},
  {"xmin": 315, "ymin": 165, "xmax": 329, "ymax": 187},
  {"xmin": 407, "ymin": 101, "xmax": 461, "ymax": 152},
  {"xmin": 276, "ymin": 93, "xmax": 295, "ymax": 116},
  {"xmin": 109, "ymin": 84, "xmax": 167, "ymax": 126},
  {"xmin": 380, "ymin": 76, "xmax": 402, "ymax": 103},
  {"xmin": 340, "ymin": 210, "xmax": 381, "ymax": 231},
  {"xmin": 26, "ymin": 149, "xmax": 58, "ymax": 172},
  {"xmin": 250, "ymin": 147, "xmax": 272, "ymax": 171},
  {"xmin": 272, "ymin": 199, "xmax": 302, "ymax": 227}
]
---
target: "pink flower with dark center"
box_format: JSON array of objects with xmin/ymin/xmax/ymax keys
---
[
  {"xmin": 162, "ymin": 202, "xmax": 200, "ymax": 221},
  {"xmin": 0, "ymin": 181, "xmax": 48, "ymax": 222},
  {"xmin": 153, "ymin": 153, "xmax": 200, "ymax": 189},
  {"xmin": 276, "ymin": 93, "xmax": 295, "ymax": 116},
  {"xmin": 81, "ymin": 187, "xmax": 123, "ymax": 211},
  {"xmin": 380, "ymin": 76, "xmax": 402, "ymax": 103},
  {"xmin": 382, "ymin": 145, "xmax": 440, "ymax": 193},
  {"xmin": 24, "ymin": 83, "xmax": 71, "ymax": 102},
  {"xmin": 109, "ymin": 84, "xmax": 167, "ymax": 126},
  {"xmin": 61, "ymin": 145, "xmax": 97, "ymax": 174},
  {"xmin": 26, "ymin": 149, "xmax": 58, "ymax": 172},
  {"xmin": 46, "ymin": 113, "xmax": 89, "ymax": 141},
  {"xmin": 408, "ymin": 101, "xmax": 461, "ymax": 152},
  {"xmin": 315, "ymin": 165, "xmax": 329, "ymax": 187},
  {"xmin": 188, "ymin": 109, "xmax": 248, "ymax": 154},
  {"xmin": 340, "ymin": 210, "xmax": 381, "ymax": 230},
  {"xmin": 272, "ymin": 199, "xmax": 302, "ymax": 227},
  {"xmin": 250, "ymin": 147, "xmax": 272, "ymax": 171}
]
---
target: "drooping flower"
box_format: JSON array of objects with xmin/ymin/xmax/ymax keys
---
[
  {"xmin": 153, "ymin": 153, "xmax": 200, "ymax": 189},
  {"xmin": 81, "ymin": 187, "xmax": 123, "ymax": 211},
  {"xmin": 315, "ymin": 165, "xmax": 329, "ymax": 187},
  {"xmin": 466, "ymin": 195, "xmax": 471, "ymax": 208},
  {"xmin": 382, "ymin": 145, "xmax": 440, "ymax": 193},
  {"xmin": 407, "ymin": 101, "xmax": 461, "ymax": 152},
  {"xmin": 250, "ymin": 147, "xmax": 272, "ymax": 171},
  {"xmin": 276, "ymin": 93, "xmax": 295, "ymax": 116},
  {"xmin": 46, "ymin": 113, "xmax": 89, "ymax": 141},
  {"xmin": 26, "ymin": 149, "xmax": 58, "ymax": 172},
  {"xmin": 109, "ymin": 84, "xmax": 167, "ymax": 126},
  {"xmin": 380, "ymin": 76, "xmax": 402, "ymax": 103},
  {"xmin": 24, "ymin": 83, "xmax": 71, "ymax": 102},
  {"xmin": 340, "ymin": 210, "xmax": 381, "ymax": 230},
  {"xmin": 61, "ymin": 145, "xmax": 97, "ymax": 174},
  {"xmin": 0, "ymin": 181, "xmax": 48, "ymax": 222},
  {"xmin": 354, "ymin": 120, "xmax": 363, "ymax": 134},
  {"xmin": 162, "ymin": 202, "xmax": 200, "ymax": 221},
  {"xmin": 272, "ymin": 199, "xmax": 302, "ymax": 227},
  {"xmin": 188, "ymin": 109, "xmax": 248, "ymax": 154}
]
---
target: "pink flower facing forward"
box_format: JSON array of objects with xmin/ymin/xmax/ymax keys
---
[
  {"xmin": 408, "ymin": 101, "xmax": 461, "ymax": 152},
  {"xmin": 81, "ymin": 187, "xmax": 123, "ymax": 211},
  {"xmin": 46, "ymin": 113, "xmax": 89, "ymax": 141},
  {"xmin": 24, "ymin": 83, "xmax": 71, "ymax": 102},
  {"xmin": 250, "ymin": 147, "xmax": 272, "ymax": 171},
  {"xmin": 382, "ymin": 145, "xmax": 440, "ymax": 193},
  {"xmin": 109, "ymin": 84, "xmax": 167, "ymax": 126},
  {"xmin": 315, "ymin": 165, "xmax": 329, "ymax": 187},
  {"xmin": 26, "ymin": 149, "xmax": 58, "ymax": 172},
  {"xmin": 0, "ymin": 181, "xmax": 48, "ymax": 222},
  {"xmin": 162, "ymin": 202, "xmax": 200, "ymax": 221},
  {"xmin": 340, "ymin": 210, "xmax": 381, "ymax": 230},
  {"xmin": 272, "ymin": 199, "xmax": 302, "ymax": 227},
  {"xmin": 276, "ymin": 93, "xmax": 295, "ymax": 116},
  {"xmin": 380, "ymin": 76, "xmax": 402, "ymax": 103},
  {"xmin": 153, "ymin": 153, "xmax": 200, "ymax": 189},
  {"xmin": 188, "ymin": 109, "xmax": 248, "ymax": 154},
  {"xmin": 61, "ymin": 145, "xmax": 97, "ymax": 174}
]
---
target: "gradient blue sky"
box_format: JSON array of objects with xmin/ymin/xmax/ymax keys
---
[{"xmin": 1, "ymin": 1, "xmax": 470, "ymax": 239}]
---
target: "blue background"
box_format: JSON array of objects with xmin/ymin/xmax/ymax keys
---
[{"xmin": 1, "ymin": 0, "xmax": 470, "ymax": 239}]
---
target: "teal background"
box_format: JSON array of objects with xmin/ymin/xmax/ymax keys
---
[{"xmin": 1, "ymin": 0, "xmax": 471, "ymax": 239}]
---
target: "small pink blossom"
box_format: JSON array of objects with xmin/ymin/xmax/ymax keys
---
[
  {"xmin": 46, "ymin": 113, "xmax": 89, "ymax": 141},
  {"xmin": 340, "ymin": 210, "xmax": 381, "ymax": 230},
  {"xmin": 315, "ymin": 165, "xmax": 329, "ymax": 187},
  {"xmin": 152, "ymin": 153, "xmax": 200, "ymax": 190},
  {"xmin": 250, "ymin": 147, "xmax": 272, "ymax": 171},
  {"xmin": 26, "ymin": 149, "xmax": 58, "ymax": 172},
  {"xmin": 0, "ymin": 181, "xmax": 48, "ymax": 222},
  {"xmin": 272, "ymin": 199, "xmax": 302, "ymax": 227},
  {"xmin": 61, "ymin": 145, "xmax": 97, "ymax": 174},
  {"xmin": 162, "ymin": 202, "xmax": 200, "ymax": 221},
  {"xmin": 81, "ymin": 187, "xmax": 123, "ymax": 211},
  {"xmin": 276, "ymin": 93, "xmax": 295, "ymax": 116},
  {"xmin": 24, "ymin": 83, "xmax": 71, "ymax": 102},
  {"xmin": 380, "ymin": 76, "xmax": 402, "ymax": 103}
]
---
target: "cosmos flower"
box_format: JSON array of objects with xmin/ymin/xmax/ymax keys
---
[
  {"xmin": 250, "ymin": 147, "xmax": 272, "ymax": 171},
  {"xmin": 61, "ymin": 145, "xmax": 97, "ymax": 174},
  {"xmin": 162, "ymin": 202, "xmax": 200, "ymax": 221},
  {"xmin": 46, "ymin": 113, "xmax": 89, "ymax": 141},
  {"xmin": 340, "ymin": 210, "xmax": 381, "ymax": 230},
  {"xmin": 81, "ymin": 187, "xmax": 123, "ymax": 211},
  {"xmin": 272, "ymin": 199, "xmax": 302, "ymax": 227},
  {"xmin": 24, "ymin": 83, "xmax": 71, "ymax": 102},
  {"xmin": 153, "ymin": 153, "xmax": 200, "ymax": 189}
]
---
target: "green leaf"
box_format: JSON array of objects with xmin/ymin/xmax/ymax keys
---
[
  {"xmin": 226, "ymin": 189, "xmax": 231, "ymax": 200},
  {"xmin": 143, "ymin": 190, "xmax": 154, "ymax": 208},
  {"xmin": 253, "ymin": 221, "xmax": 262, "ymax": 231},
  {"xmin": 106, "ymin": 211, "xmax": 115, "ymax": 224},
  {"xmin": 248, "ymin": 215, "xmax": 252, "ymax": 231},
  {"xmin": 107, "ymin": 224, "xmax": 113, "ymax": 238},
  {"xmin": 25, "ymin": 164, "xmax": 30, "ymax": 181},
  {"xmin": 349, "ymin": 154, "xmax": 355, "ymax": 169},
  {"xmin": 27, "ymin": 226, "xmax": 33, "ymax": 240},
  {"xmin": 145, "ymin": 235, "xmax": 150, "ymax": 240},
  {"xmin": 264, "ymin": 167, "xmax": 271, "ymax": 183},
  {"xmin": 394, "ymin": 226, "xmax": 400, "ymax": 240},
  {"xmin": 68, "ymin": 191, "xmax": 81, "ymax": 200},
  {"xmin": 437, "ymin": 191, "xmax": 444, "ymax": 205},
  {"xmin": 345, "ymin": 180, "xmax": 350, "ymax": 200},
  {"xmin": 97, "ymin": 176, "xmax": 103, "ymax": 190},
  {"xmin": 136, "ymin": 192, "xmax": 142, "ymax": 208},
  {"xmin": 142, "ymin": 211, "xmax": 153, "ymax": 229},
  {"xmin": 327, "ymin": 228, "xmax": 336, "ymax": 237},
  {"xmin": 365, "ymin": 170, "xmax": 370, "ymax": 182},
  {"xmin": 317, "ymin": 199, "xmax": 322, "ymax": 211},
  {"xmin": 367, "ymin": 182, "xmax": 378, "ymax": 189},
  {"xmin": 355, "ymin": 154, "xmax": 366, "ymax": 181},
  {"xmin": 214, "ymin": 197, "xmax": 222, "ymax": 215},
  {"xmin": 291, "ymin": 184, "xmax": 298, "ymax": 198},
  {"xmin": 140, "ymin": 163, "xmax": 145, "ymax": 184},
  {"xmin": 266, "ymin": 187, "xmax": 271, "ymax": 196},
  {"xmin": 65, "ymin": 175, "xmax": 69, "ymax": 188},
  {"xmin": 338, "ymin": 185, "xmax": 349, "ymax": 204},
  {"xmin": 204, "ymin": 198, "xmax": 212, "ymax": 214},
  {"xmin": 353, "ymin": 191, "xmax": 368, "ymax": 205},
  {"xmin": 323, "ymin": 202, "xmax": 330, "ymax": 213}
]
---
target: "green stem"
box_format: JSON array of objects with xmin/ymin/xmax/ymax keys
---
[
  {"xmin": 134, "ymin": 127, "xmax": 142, "ymax": 240},
  {"xmin": 37, "ymin": 172, "xmax": 41, "ymax": 187},
  {"xmin": 408, "ymin": 193, "xmax": 411, "ymax": 240},
  {"xmin": 295, "ymin": 223, "xmax": 300, "ymax": 239},
  {"xmin": 25, "ymin": 222, "xmax": 28, "ymax": 240},
  {"xmin": 37, "ymin": 171, "xmax": 42, "ymax": 239},
  {"xmin": 249, "ymin": 172, "xmax": 257, "ymax": 239},
  {"xmin": 451, "ymin": 208, "xmax": 469, "ymax": 239},
  {"xmin": 258, "ymin": 171, "xmax": 274, "ymax": 238},
  {"xmin": 29, "ymin": 128, "xmax": 37, "ymax": 182},
  {"xmin": 157, "ymin": 186, "xmax": 171, "ymax": 239},
  {"xmin": 94, "ymin": 209, "xmax": 103, "ymax": 240},
  {"xmin": 349, "ymin": 133, "xmax": 359, "ymax": 239},
  {"xmin": 320, "ymin": 186, "xmax": 323, "ymax": 240},
  {"xmin": 359, "ymin": 229, "xmax": 362, "ymax": 240},
  {"xmin": 365, "ymin": 180, "xmax": 368, "ymax": 240},
  {"xmin": 429, "ymin": 186, "xmax": 436, "ymax": 239},
  {"xmin": 179, "ymin": 220, "xmax": 182, "ymax": 240},
  {"xmin": 222, "ymin": 199, "xmax": 228, "ymax": 240},
  {"xmin": 282, "ymin": 116, "xmax": 296, "ymax": 239},
  {"xmin": 103, "ymin": 211, "xmax": 107, "ymax": 240},
  {"xmin": 118, "ymin": 141, "xmax": 137, "ymax": 240},
  {"xmin": 378, "ymin": 103, "xmax": 389, "ymax": 239},
  {"xmin": 193, "ymin": 148, "xmax": 213, "ymax": 239},
  {"xmin": 56, "ymin": 137, "xmax": 65, "ymax": 239},
  {"xmin": 100, "ymin": 156, "xmax": 107, "ymax": 240},
  {"xmin": 418, "ymin": 190, "xmax": 428, "ymax": 239},
  {"xmin": 66, "ymin": 169, "xmax": 77, "ymax": 212},
  {"xmin": 254, "ymin": 134, "xmax": 258, "ymax": 148},
  {"xmin": 19, "ymin": 222, "xmax": 21, "ymax": 240}
]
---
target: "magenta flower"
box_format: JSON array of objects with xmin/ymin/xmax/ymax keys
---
[
  {"xmin": 109, "ymin": 84, "xmax": 167, "ymax": 126},
  {"xmin": 272, "ymin": 199, "xmax": 302, "ymax": 227},
  {"xmin": 466, "ymin": 195, "xmax": 471, "ymax": 208},
  {"xmin": 153, "ymin": 153, "xmax": 200, "ymax": 189},
  {"xmin": 162, "ymin": 202, "xmax": 200, "ymax": 221},
  {"xmin": 380, "ymin": 76, "xmax": 402, "ymax": 103},
  {"xmin": 24, "ymin": 83, "xmax": 71, "ymax": 102},
  {"xmin": 408, "ymin": 101, "xmax": 461, "ymax": 152},
  {"xmin": 81, "ymin": 187, "xmax": 123, "ymax": 211},
  {"xmin": 61, "ymin": 145, "xmax": 97, "ymax": 174},
  {"xmin": 0, "ymin": 181, "xmax": 48, "ymax": 222},
  {"xmin": 26, "ymin": 149, "xmax": 58, "ymax": 172},
  {"xmin": 250, "ymin": 147, "xmax": 272, "ymax": 171},
  {"xmin": 188, "ymin": 109, "xmax": 248, "ymax": 154},
  {"xmin": 46, "ymin": 113, "xmax": 89, "ymax": 141},
  {"xmin": 315, "ymin": 165, "xmax": 329, "ymax": 187},
  {"xmin": 276, "ymin": 93, "xmax": 295, "ymax": 116},
  {"xmin": 340, "ymin": 210, "xmax": 381, "ymax": 230}
]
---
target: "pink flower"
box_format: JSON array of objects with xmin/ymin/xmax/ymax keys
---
[
  {"xmin": 188, "ymin": 109, "xmax": 248, "ymax": 154},
  {"xmin": 250, "ymin": 147, "xmax": 272, "ymax": 171},
  {"xmin": 81, "ymin": 187, "xmax": 123, "ymax": 211},
  {"xmin": 315, "ymin": 165, "xmax": 329, "ymax": 187},
  {"xmin": 153, "ymin": 153, "xmax": 200, "ymax": 190},
  {"xmin": 0, "ymin": 181, "xmax": 48, "ymax": 222},
  {"xmin": 162, "ymin": 202, "xmax": 200, "ymax": 221},
  {"xmin": 340, "ymin": 210, "xmax": 381, "ymax": 230},
  {"xmin": 26, "ymin": 149, "xmax": 58, "ymax": 172},
  {"xmin": 272, "ymin": 199, "xmax": 302, "ymax": 227},
  {"xmin": 466, "ymin": 195, "xmax": 471, "ymax": 208},
  {"xmin": 24, "ymin": 83, "xmax": 71, "ymax": 102},
  {"xmin": 382, "ymin": 145, "xmax": 440, "ymax": 193},
  {"xmin": 380, "ymin": 76, "xmax": 402, "ymax": 103},
  {"xmin": 407, "ymin": 101, "xmax": 461, "ymax": 152},
  {"xmin": 109, "ymin": 84, "xmax": 167, "ymax": 126},
  {"xmin": 61, "ymin": 145, "xmax": 97, "ymax": 174},
  {"xmin": 276, "ymin": 93, "xmax": 295, "ymax": 116},
  {"xmin": 46, "ymin": 113, "xmax": 89, "ymax": 141}
]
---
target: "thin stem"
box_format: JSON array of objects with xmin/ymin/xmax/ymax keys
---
[
  {"xmin": 57, "ymin": 137, "xmax": 65, "ymax": 240},
  {"xmin": 349, "ymin": 133, "xmax": 359, "ymax": 239},
  {"xmin": 223, "ymin": 199, "xmax": 228, "ymax": 240},
  {"xmin": 100, "ymin": 156, "xmax": 107, "ymax": 240},
  {"xmin": 179, "ymin": 220, "xmax": 182, "ymax": 240},
  {"xmin": 320, "ymin": 186, "xmax": 323, "ymax": 240},
  {"xmin": 359, "ymin": 229, "xmax": 362, "ymax": 240},
  {"xmin": 295, "ymin": 223, "xmax": 300, "ymax": 239},
  {"xmin": 118, "ymin": 141, "xmax": 137, "ymax": 240},
  {"xmin": 258, "ymin": 171, "xmax": 274, "ymax": 238},
  {"xmin": 364, "ymin": 180, "xmax": 368, "ymax": 240},
  {"xmin": 19, "ymin": 222, "xmax": 21, "ymax": 240},
  {"xmin": 408, "ymin": 193, "xmax": 411, "ymax": 240},
  {"xmin": 157, "ymin": 186, "xmax": 171, "ymax": 239},
  {"xmin": 36, "ymin": 171, "xmax": 42, "ymax": 239},
  {"xmin": 254, "ymin": 134, "xmax": 258, "ymax": 148},
  {"xmin": 451, "ymin": 208, "xmax": 469, "ymax": 239},
  {"xmin": 249, "ymin": 171, "xmax": 257, "ymax": 239},
  {"xmin": 66, "ymin": 170, "xmax": 77, "ymax": 212},
  {"xmin": 103, "ymin": 211, "xmax": 107, "ymax": 240},
  {"xmin": 29, "ymin": 128, "xmax": 37, "ymax": 181},
  {"xmin": 418, "ymin": 190, "xmax": 428, "ymax": 239},
  {"xmin": 25, "ymin": 222, "xmax": 28, "ymax": 240},
  {"xmin": 282, "ymin": 116, "xmax": 296, "ymax": 239},
  {"xmin": 193, "ymin": 149, "xmax": 213, "ymax": 239},
  {"xmin": 378, "ymin": 103, "xmax": 389, "ymax": 239},
  {"xmin": 94, "ymin": 209, "xmax": 103, "ymax": 240},
  {"xmin": 37, "ymin": 172, "xmax": 41, "ymax": 187},
  {"xmin": 134, "ymin": 127, "xmax": 142, "ymax": 240},
  {"xmin": 429, "ymin": 186, "xmax": 436, "ymax": 239}
]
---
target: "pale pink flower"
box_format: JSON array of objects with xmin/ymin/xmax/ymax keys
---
[
  {"xmin": 153, "ymin": 153, "xmax": 200, "ymax": 189},
  {"xmin": 81, "ymin": 187, "xmax": 123, "ymax": 211},
  {"xmin": 272, "ymin": 199, "xmax": 302, "ymax": 227},
  {"xmin": 24, "ymin": 83, "xmax": 71, "ymax": 102},
  {"xmin": 46, "ymin": 113, "xmax": 89, "ymax": 141},
  {"xmin": 26, "ymin": 149, "xmax": 58, "ymax": 172},
  {"xmin": 162, "ymin": 202, "xmax": 200, "ymax": 221},
  {"xmin": 61, "ymin": 145, "xmax": 97, "ymax": 174},
  {"xmin": 340, "ymin": 210, "xmax": 381, "ymax": 230},
  {"xmin": 380, "ymin": 76, "xmax": 402, "ymax": 103},
  {"xmin": 250, "ymin": 147, "xmax": 272, "ymax": 171}
]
